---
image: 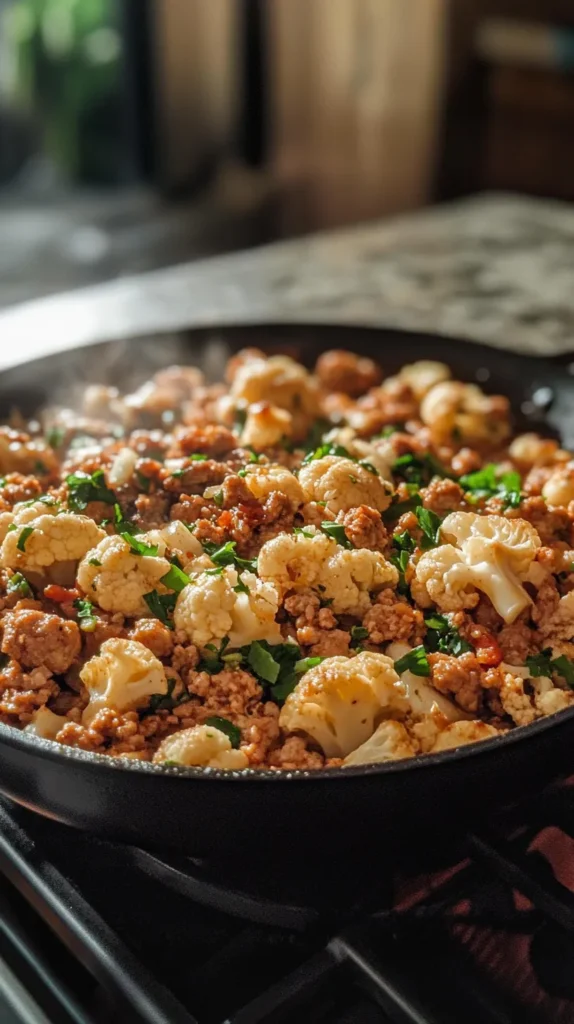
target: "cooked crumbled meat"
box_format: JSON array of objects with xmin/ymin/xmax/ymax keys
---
[
  {"xmin": 450, "ymin": 448, "xmax": 482, "ymax": 477},
  {"xmin": 296, "ymin": 624, "xmax": 351, "ymax": 656},
  {"xmin": 163, "ymin": 460, "xmax": 227, "ymax": 493},
  {"xmin": 0, "ymin": 661, "xmax": 56, "ymax": 722},
  {"xmin": 0, "ymin": 474, "xmax": 43, "ymax": 508},
  {"xmin": 2, "ymin": 609, "xmax": 81, "ymax": 674},
  {"xmin": 187, "ymin": 668, "xmax": 262, "ymax": 715},
  {"xmin": 496, "ymin": 618, "xmax": 533, "ymax": 664},
  {"xmin": 267, "ymin": 735, "xmax": 325, "ymax": 770},
  {"xmin": 169, "ymin": 424, "xmax": 238, "ymax": 458},
  {"xmin": 128, "ymin": 618, "xmax": 174, "ymax": 659},
  {"xmin": 315, "ymin": 350, "xmax": 382, "ymax": 396},
  {"xmin": 364, "ymin": 589, "xmax": 424, "ymax": 645},
  {"xmin": 341, "ymin": 505, "xmax": 388, "ymax": 550},
  {"xmin": 284, "ymin": 590, "xmax": 321, "ymax": 624},
  {"xmin": 513, "ymin": 496, "xmax": 573, "ymax": 545},
  {"xmin": 133, "ymin": 492, "xmax": 171, "ymax": 529},
  {"xmin": 421, "ymin": 478, "xmax": 466, "ymax": 514},
  {"xmin": 428, "ymin": 652, "xmax": 485, "ymax": 713},
  {"xmin": 240, "ymin": 702, "xmax": 281, "ymax": 765}
]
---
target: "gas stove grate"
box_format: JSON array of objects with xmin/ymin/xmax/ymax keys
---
[{"xmin": 0, "ymin": 792, "xmax": 573, "ymax": 1024}]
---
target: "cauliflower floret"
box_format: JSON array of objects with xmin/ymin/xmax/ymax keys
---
[
  {"xmin": 81, "ymin": 638, "xmax": 168, "ymax": 724},
  {"xmin": 258, "ymin": 527, "xmax": 398, "ymax": 615},
  {"xmin": 145, "ymin": 520, "xmax": 203, "ymax": 562},
  {"xmin": 323, "ymin": 427, "xmax": 395, "ymax": 479},
  {"xmin": 538, "ymin": 590, "xmax": 574, "ymax": 642},
  {"xmin": 77, "ymin": 535, "xmax": 171, "ymax": 616},
  {"xmin": 153, "ymin": 725, "xmax": 248, "ymax": 769},
  {"xmin": 495, "ymin": 660, "xmax": 574, "ymax": 721},
  {"xmin": 279, "ymin": 652, "xmax": 408, "ymax": 758},
  {"xmin": 24, "ymin": 706, "xmax": 68, "ymax": 740},
  {"xmin": 430, "ymin": 720, "xmax": 501, "ymax": 752},
  {"xmin": 508, "ymin": 433, "xmax": 565, "ymax": 470},
  {"xmin": 386, "ymin": 642, "xmax": 468, "ymax": 721},
  {"xmin": 542, "ymin": 464, "xmax": 574, "ymax": 507},
  {"xmin": 398, "ymin": 360, "xmax": 451, "ymax": 400},
  {"xmin": 416, "ymin": 512, "xmax": 541, "ymax": 624},
  {"xmin": 174, "ymin": 566, "xmax": 281, "ymax": 649},
  {"xmin": 298, "ymin": 455, "xmax": 392, "ymax": 514},
  {"xmin": 242, "ymin": 464, "xmax": 305, "ymax": 508},
  {"xmin": 240, "ymin": 403, "xmax": 293, "ymax": 448},
  {"xmin": 1, "ymin": 510, "xmax": 105, "ymax": 582},
  {"xmin": 230, "ymin": 354, "xmax": 321, "ymax": 439},
  {"xmin": 107, "ymin": 447, "xmax": 138, "ymax": 487},
  {"xmin": 420, "ymin": 381, "xmax": 510, "ymax": 445},
  {"xmin": 343, "ymin": 720, "xmax": 416, "ymax": 765}
]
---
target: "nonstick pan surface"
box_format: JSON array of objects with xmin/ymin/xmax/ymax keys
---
[{"xmin": 1, "ymin": 324, "xmax": 574, "ymax": 888}]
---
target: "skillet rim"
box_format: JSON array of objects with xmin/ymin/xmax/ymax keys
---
[{"xmin": 1, "ymin": 321, "xmax": 572, "ymax": 785}]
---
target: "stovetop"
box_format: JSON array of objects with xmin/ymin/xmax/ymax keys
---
[{"xmin": 0, "ymin": 791, "xmax": 573, "ymax": 1024}]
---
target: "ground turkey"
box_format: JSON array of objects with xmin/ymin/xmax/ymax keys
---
[{"xmin": 2, "ymin": 608, "xmax": 81, "ymax": 674}]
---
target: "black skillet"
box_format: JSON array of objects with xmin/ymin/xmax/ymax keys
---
[{"xmin": 1, "ymin": 324, "xmax": 574, "ymax": 911}]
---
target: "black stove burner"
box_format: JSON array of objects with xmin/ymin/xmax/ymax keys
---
[{"xmin": 0, "ymin": 795, "xmax": 572, "ymax": 1024}]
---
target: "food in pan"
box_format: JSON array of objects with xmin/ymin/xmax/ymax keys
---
[{"xmin": 1, "ymin": 347, "xmax": 574, "ymax": 771}]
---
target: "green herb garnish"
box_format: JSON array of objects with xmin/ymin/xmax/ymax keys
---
[
  {"xmin": 248, "ymin": 640, "xmax": 281, "ymax": 684},
  {"xmin": 302, "ymin": 443, "xmax": 352, "ymax": 465},
  {"xmin": 202, "ymin": 540, "xmax": 257, "ymax": 573},
  {"xmin": 88, "ymin": 557, "xmax": 102, "ymax": 567},
  {"xmin": 46, "ymin": 426, "xmax": 65, "ymax": 449},
  {"xmin": 66, "ymin": 469, "xmax": 115, "ymax": 512},
  {"xmin": 204, "ymin": 716, "xmax": 241, "ymax": 749},
  {"xmin": 392, "ymin": 452, "xmax": 450, "ymax": 487},
  {"xmin": 73, "ymin": 597, "xmax": 98, "ymax": 632},
  {"xmin": 350, "ymin": 625, "xmax": 369, "ymax": 650},
  {"xmin": 415, "ymin": 506, "xmax": 442, "ymax": 549},
  {"xmin": 147, "ymin": 677, "xmax": 189, "ymax": 713},
  {"xmin": 121, "ymin": 534, "xmax": 159, "ymax": 557},
  {"xmin": 394, "ymin": 645, "xmax": 431, "ymax": 677},
  {"xmin": 459, "ymin": 464, "xmax": 522, "ymax": 509},
  {"xmin": 424, "ymin": 614, "xmax": 473, "ymax": 657},
  {"xmin": 7, "ymin": 573, "xmax": 33, "ymax": 598},
  {"xmin": 320, "ymin": 522, "xmax": 353, "ymax": 548},
  {"xmin": 526, "ymin": 648, "xmax": 574, "ymax": 688},
  {"xmin": 160, "ymin": 564, "xmax": 191, "ymax": 593},
  {"xmin": 382, "ymin": 491, "xmax": 423, "ymax": 523},
  {"xmin": 143, "ymin": 590, "xmax": 177, "ymax": 627},
  {"xmin": 17, "ymin": 526, "xmax": 34, "ymax": 552}
]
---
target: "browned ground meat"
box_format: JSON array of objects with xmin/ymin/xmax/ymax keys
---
[
  {"xmin": 0, "ymin": 474, "xmax": 43, "ymax": 508},
  {"xmin": 128, "ymin": 618, "xmax": 174, "ymax": 659},
  {"xmin": 315, "ymin": 350, "xmax": 382, "ymax": 396},
  {"xmin": 168, "ymin": 424, "xmax": 238, "ymax": 459},
  {"xmin": 421, "ymin": 479, "xmax": 466, "ymax": 514},
  {"xmin": 450, "ymin": 448, "xmax": 482, "ymax": 477},
  {"xmin": 297, "ymin": 625, "xmax": 351, "ymax": 656},
  {"xmin": 364, "ymin": 589, "xmax": 424, "ymax": 644},
  {"xmin": 163, "ymin": 460, "xmax": 228, "ymax": 493},
  {"xmin": 133, "ymin": 491, "xmax": 171, "ymax": 529},
  {"xmin": 341, "ymin": 505, "xmax": 388, "ymax": 550},
  {"xmin": 0, "ymin": 661, "xmax": 56, "ymax": 722},
  {"xmin": 2, "ymin": 608, "xmax": 81, "ymax": 674},
  {"xmin": 428, "ymin": 652, "xmax": 485, "ymax": 713},
  {"xmin": 513, "ymin": 496, "xmax": 573, "ymax": 545},
  {"xmin": 496, "ymin": 617, "xmax": 533, "ymax": 663},
  {"xmin": 267, "ymin": 735, "xmax": 325, "ymax": 770}
]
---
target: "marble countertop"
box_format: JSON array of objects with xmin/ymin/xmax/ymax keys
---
[{"xmin": 0, "ymin": 192, "xmax": 573, "ymax": 370}]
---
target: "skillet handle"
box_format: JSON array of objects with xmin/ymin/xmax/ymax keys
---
[{"xmin": 127, "ymin": 846, "xmax": 317, "ymax": 931}]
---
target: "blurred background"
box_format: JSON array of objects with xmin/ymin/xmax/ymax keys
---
[{"xmin": 1, "ymin": 0, "xmax": 573, "ymax": 308}]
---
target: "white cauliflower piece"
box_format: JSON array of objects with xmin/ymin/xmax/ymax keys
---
[
  {"xmin": 298, "ymin": 455, "xmax": 392, "ymax": 514},
  {"xmin": 230, "ymin": 354, "xmax": 320, "ymax": 438},
  {"xmin": 1, "ymin": 510, "xmax": 105, "ymax": 581},
  {"xmin": 81, "ymin": 638, "xmax": 168, "ymax": 724},
  {"xmin": 415, "ymin": 511, "xmax": 541, "ymax": 624},
  {"xmin": 542, "ymin": 464, "xmax": 574, "ymax": 507},
  {"xmin": 240, "ymin": 402, "xmax": 293, "ymax": 448},
  {"xmin": 538, "ymin": 590, "xmax": 574, "ymax": 642},
  {"xmin": 386, "ymin": 642, "xmax": 468, "ymax": 722},
  {"xmin": 420, "ymin": 381, "xmax": 510, "ymax": 445},
  {"xmin": 145, "ymin": 520, "xmax": 203, "ymax": 562},
  {"xmin": 323, "ymin": 427, "xmax": 395, "ymax": 480},
  {"xmin": 398, "ymin": 360, "xmax": 451, "ymax": 400},
  {"xmin": 279, "ymin": 652, "xmax": 408, "ymax": 758},
  {"xmin": 343, "ymin": 720, "xmax": 416, "ymax": 766},
  {"xmin": 77, "ymin": 534, "xmax": 171, "ymax": 616},
  {"xmin": 107, "ymin": 447, "xmax": 138, "ymax": 487},
  {"xmin": 174, "ymin": 566, "xmax": 281, "ymax": 649},
  {"xmin": 430, "ymin": 720, "xmax": 502, "ymax": 752},
  {"xmin": 153, "ymin": 725, "xmax": 248, "ymax": 769},
  {"xmin": 24, "ymin": 706, "xmax": 68, "ymax": 740},
  {"xmin": 496, "ymin": 660, "xmax": 574, "ymax": 722},
  {"xmin": 258, "ymin": 527, "xmax": 398, "ymax": 615},
  {"xmin": 241, "ymin": 464, "xmax": 305, "ymax": 508}
]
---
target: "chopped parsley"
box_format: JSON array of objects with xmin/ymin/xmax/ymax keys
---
[
  {"xmin": 293, "ymin": 527, "xmax": 314, "ymax": 538},
  {"xmin": 233, "ymin": 406, "xmax": 248, "ymax": 432},
  {"xmin": 394, "ymin": 645, "xmax": 430, "ymax": 677},
  {"xmin": 392, "ymin": 452, "xmax": 450, "ymax": 487},
  {"xmin": 147, "ymin": 677, "xmax": 189, "ymax": 713},
  {"xmin": 382, "ymin": 491, "xmax": 423, "ymax": 523},
  {"xmin": 198, "ymin": 638, "xmax": 230, "ymax": 674},
  {"xmin": 17, "ymin": 526, "xmax": 34, "ymax": 552},
  {"xmin": 350, "ymin": 625, "xmax": 369, "ymax": 650},
  {"xmin": 201, "ymin": 540, "xmax": 257, "ymax": 573},
  {"xmin": 204, "ymin": 716, "xmax": 241, "ymax": 749},
  {"xmin": 424, "ymin": 614, "xmax": 473, "ymax": 657},
  {"xmin": 526, "ymin": 648, "xmax": 574, "ymax": 687},
  {"xmin": 121, "ymin": 534, "xmax": 159, "ymax": 557},
  {"xmin": 389, "ymin": 530, "xmax": 415, "ymax": 595},
  {"xmin": 359, "ymin": 460, "xmax": 379, "ymax": 476},
  {"xmin": 233, "ymin": 578, "xmax": 250, "ymax": 595},
  {"xmin": 302, "ymin": 443, "xmax": 352, "ymax": 465},
  {"xmin": 160, "ymin": 564, "xmax": 191, "ymax": 593},
  {"xmin": 66, "ymin": 469, "xmax": 115, "ymax": 512},
  {"xmin": 7, "ymin": 573, "xmax": 33, "ymax": 598},
  {"xmin": 88, "ymin": 557, "xmax": 102, "ymax": 567},
  {"xmin": 46, "ymin": 426, "xmax": 65, "ymax": 449},
  {"xmin": 143, "ymin": 590, "xmax": 177, "ymax": 627},
  {"xmin": 377, "ymin": 424, "xmax": 404, "ymax": 438},
  {"xmin": 248, "ymin": 640, "xmax": 281, "ymax": 684},
  {"xmin": 459, "ymin": 464, "xmax": 522, "ymax": 509},
  {"xmin": 113, "ymin": 503, "xmax": 138, "ymax": 536},
  {"xmin": 320, "ymin": 521, "xmax": 353, "ymax": 548},
  {"xmin": 212, "ymin": 490, "xmax": 224, "ymax": 508},
  {"xmin": 415, "ymin": 506, "xmax": 442, "ymax": 549},
  {"xmin": 73, "ymin": 597, "xmax": 98, "ymax": 632},
  {"xmin": 136, "ymin": 471, "xmax": 151, "ymax": 492}
]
